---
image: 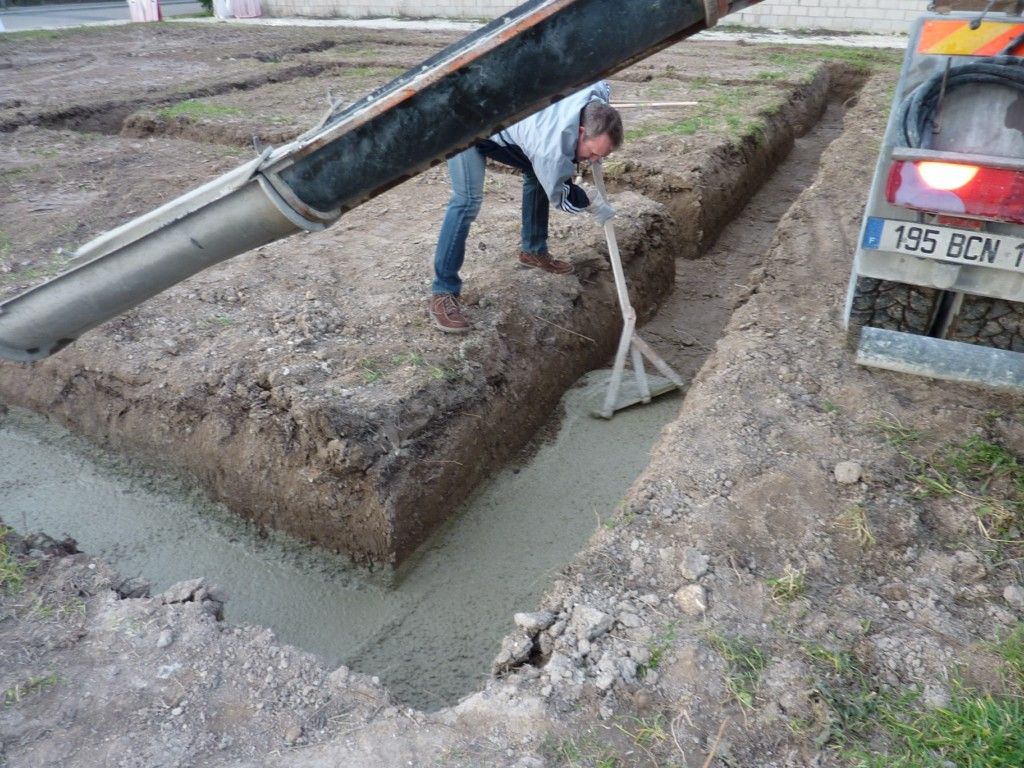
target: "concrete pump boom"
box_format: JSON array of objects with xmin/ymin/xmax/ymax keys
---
[{"xmin": 0, "ymin": 0, "xmax": 761, "ymax": 362}]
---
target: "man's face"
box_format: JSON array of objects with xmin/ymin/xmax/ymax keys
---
[{"xmin": 575, "ymin": 129, "xmax": 615, "ymax": 163}]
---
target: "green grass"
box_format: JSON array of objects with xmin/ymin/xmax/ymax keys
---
[
  {"xmin": 156, "ymin": 99, "xmax": 242, "ymax": 121},
  {"xmin": 871, "ymin": 414, "xmax": 923, "ymax": 450},
  {"xmin": 800, "ymin": 626, "xmax": 1024, "ymax": 765},
  {"xmin": 0, "ymin": 527, "xmax": 27, "ymax": 595},
  {"xmin": 847, "ymin": 688, "xmax": 1024, "ymax": 768},
  {"xmin": 29, "ymin": 598, "xmax": 54, "ymax": 620},
  {"xmin": 765, "ymin": 46, "xmax": 900, "ymax": 73},
  {"xmin": 624, "ymin": 83, "xmax": 780, "ymax": 145},
  {"xmin": 358, "ymin": 357, "xmax": 385, "ymax": 384},
  {"xmin": 3, "ymin": 672, "xmax": 58, "ymax": 707},
  {"xmin": 838, "ymin": 505, "xmax": 875, "ymax": 548},
  {"xmin": 997, "ymin": 624, "xmax": 1024, "ymax": 687},
  {"xmin": 2, "ymin": 28, "xmax": 68, "ymax": 42},
  {"xmin": 766, "ymin": 565, "xmax": 806, "ymax": 602},
  {"xmin": 638, "ymin": 623, "xmax": 677, "ymax": 677},
  {"xmin": 872, "ymin": 411, "xmax": 1024, "ymax": 540},
  {"xmin": 392, "ymin": 351, "xmax": 423, "ymax": 368},
  {"xmin": 910, "ymin": 436, "xmax": 1024, "ymax": 539},
  {"xmin": 548, "ymin": 734, "xmax": 621, "ymax": 768},
  {"xmin": 707, "ymin": 632, "xmax": 768, "ymax": 708}
]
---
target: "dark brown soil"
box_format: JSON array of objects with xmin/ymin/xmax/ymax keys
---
[
  {"xmin": 0, "ymin": 26, "xmax": 864, "ymax": 565},
  {"xmin": 7, "ymin": 23, "xmax": 1017, "ymax": 768}
]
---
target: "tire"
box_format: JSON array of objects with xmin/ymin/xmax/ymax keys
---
[
  {"xmin": 847, "ymin": 276, "xmax": 943, "ymax": 338},
  {"xmin": 946, "ymin": 295, "xmax": 1024, "ymax": 352}
]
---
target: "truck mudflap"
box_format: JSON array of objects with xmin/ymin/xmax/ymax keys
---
[{"xmin": 0, "ymin": 0, "xmax": 761, "ymax": 361}]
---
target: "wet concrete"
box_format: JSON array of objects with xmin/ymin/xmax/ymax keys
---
[{"xmin": 0, "ymin": 372, "xmax": 678, "ymax": 710}]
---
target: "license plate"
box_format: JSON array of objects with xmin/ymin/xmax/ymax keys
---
[{"xmin": 862, "ymin": 217, "xmax": 1024, "ymax": 274}]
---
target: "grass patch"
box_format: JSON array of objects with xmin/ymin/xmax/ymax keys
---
[
  {"xmin": 547, "ymin": 734, "xmax": 621, "ymax": 767},
  {"xmin": 871, "ymin": 413, "xmax": 923, "ymax": 450},
  {"xmin": 838, "ymin": 505, "xmax": 875, "ymax": 548},
  {"xmin": 637, "ymin": 623, "xmax": 677, "ymax": 677},
  {"xmin": 156, "ymin": 99, "xmax": 242, "ymax": 121},
  {"xmin": 0, "ymin": 527, "xmax": 27, "ymax": 595},
  {"xmin": 847, "ymin": 688, "xmax": 1024, "ymax": 767},
  {"xmin": 997, "ymin": 624, "xmax": 1024, "ymax": 688},
  {"xmin": 766, "ymin": 565, "xmax": 806, "ymax": 603},
  {"xmin": 707, "ymin": 632, "xmax": 768, "ymax": 708},
  {"xmin": 358, "ymin": 357, "xmax": 385, "ymax": 384},
  {"xmin": 912, "ymin": 436, "xmax": 1024, "ymax": 539},
  {"xmin": 801, "ymin": 627, "xmax": 1024, "ymax": 764},
  {"xmin": 392, "ymin": 351, "xmax": 423, "ymax": 368},
  {"xmin": 624, "ymin": 84, "xmax": 777, "ymax": 143},
  {"xmin": 765, "ymin": 46, "xmax": 900, "ymax": 73},
  {"xmin": 872, "ymin": 412, "xmax": 1024, "ymax": 540},
  {"xmin": 3, "ymin": 672, "xmax": 58, "ymax": 706},
  {"xmin": 803, "ymin": 641, "xmax": 880, "ymax": 748}
]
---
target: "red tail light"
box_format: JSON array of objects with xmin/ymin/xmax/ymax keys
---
[{"xmin": 886, "ymin": 160, "xmax": 1024, "ymax": 225}]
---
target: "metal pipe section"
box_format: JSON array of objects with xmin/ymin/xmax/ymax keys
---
[{"xmin": 0, "ymin": 0, "xmax": 763, "ymax": 361}]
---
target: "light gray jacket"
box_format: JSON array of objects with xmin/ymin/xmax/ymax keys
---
[{"xmin": 488, "ymin": 81, "xmax": 611, "ymax": 213}]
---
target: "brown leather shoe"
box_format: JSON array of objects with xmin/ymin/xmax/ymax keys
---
[
  {"xmin": 518, "ymin": 250, "xmax": 574, "ymax": 275},
  {"xmin": 429, "ymin": 293, "xmax": 470, "ymax": 333}
]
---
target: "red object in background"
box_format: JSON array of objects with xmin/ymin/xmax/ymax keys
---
[{"xmin": 886, "ymin": 159, "xmax": 1024, "ymax": 225}]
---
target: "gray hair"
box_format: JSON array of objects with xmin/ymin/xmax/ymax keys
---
[{"xmin": 581, "ymin": 101, "xmax": 623, "ymax": 149}]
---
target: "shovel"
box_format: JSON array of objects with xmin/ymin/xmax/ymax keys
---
[{"xmin": 589, "ymin": 162, "xmax": 684, "ymax": 419}]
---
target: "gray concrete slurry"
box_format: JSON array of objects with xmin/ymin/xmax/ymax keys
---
[{"xmin": 0, "ymin": 372, "xmax": 677, "ymax": 709}]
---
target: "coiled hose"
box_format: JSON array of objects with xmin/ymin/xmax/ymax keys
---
[{"xmin": 898, "ymin": 54, "xmax": 1024, "ymax": 147}]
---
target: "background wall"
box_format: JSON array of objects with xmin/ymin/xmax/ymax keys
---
[{"xmin": 260, "ymin": 0, "xmax": 925, "ymax": 34}]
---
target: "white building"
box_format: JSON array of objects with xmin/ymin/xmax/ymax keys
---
[{"xmin": 259, "ymin": 0, "xmax": 926, "ymax": 35}]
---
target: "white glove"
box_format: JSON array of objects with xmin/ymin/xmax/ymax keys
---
[{"xmin": 589, "ymin": 200, "xmax": 615, "ymax": 225}]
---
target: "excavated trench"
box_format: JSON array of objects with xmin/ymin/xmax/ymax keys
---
[{"xmin": 0, "ymin": 66, "xmax": 858, "ymax": 709}]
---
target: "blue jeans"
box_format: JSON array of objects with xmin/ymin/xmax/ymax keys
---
[{"xmin": 432, "ymin": 146, "xmax": 550, "ymax": 296}]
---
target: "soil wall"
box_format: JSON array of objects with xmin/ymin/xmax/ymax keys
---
[{"xmin": 0, "ymin": 30, "xmax": 838, "ymax": 565}]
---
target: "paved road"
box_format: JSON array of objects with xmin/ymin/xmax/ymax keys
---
[{"xmin": 0, "ymin": 0, "xmax": 203, "ymax": 32}]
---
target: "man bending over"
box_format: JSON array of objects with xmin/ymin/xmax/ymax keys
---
[{"xmin": 429, "ymin": 81, "xmax": 622, "ymax": 332}]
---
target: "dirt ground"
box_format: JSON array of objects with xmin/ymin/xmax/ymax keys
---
[
  {"xmin": 4, "ymin": 19, "xmax": 1023, "ymax": 768},
  {"xmin": 0, "ymin": 24, "xmax": 886, "ymax": 565}
]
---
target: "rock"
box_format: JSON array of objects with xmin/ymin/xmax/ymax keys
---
[
  {"xmin": 156, "ymin": 630, "xmax": 174, "ymax": 649},
  {"xmin": 570, "ymin": 605, "xmax": 613, "ymax": 641},
  {"xmin": 952, "ymin": 551, "xmax": 987, "ymax": 584},
  {"xmin": 594, "ymin": 671, "xmax": 617, "ymax": 691},
  {"xmin": 328, "ymin": 665, "xmax": 350, "ymax": 687},
  {"xmin": 514, "ymin": 611, "xmax": 556, "ymax": 635},
  {"xmin": 834, "ymin": 461, "xmax": 863, "ymax": 484},
  {"xmin": 160, "ymin": 578, "xmax": 205, "ymax": 604},
  {"xmin": 618, "ymin": 612, "xmax": 643, "ymax": 629},
  {"xmin": 673, "ymin": 584, "xmax": 707, "ymax": 616},
  {"xmin": 538, "ymin": 633, "xmax": 555, "ymax": 657},
  {"xmin": 629, "ymin": 645, "xmax": 651, "ymax": 665},
  {"xmin": 492, "ymin": 633, "xmax": 535, "ymax": 675},
  {"xmin": 544, "ymin": 652, "xmax": 573, "ymax": 683},
  {"xmin": 1004, "ymin": 584, "xmax": 1024, "ymax": 610},
  {"xmin": 679, "ymin": 547, "xmax": 710, "ymax": 580},
  {"xmin": 631, "ymin": 690, "xmax": 652, "ymax": 710},
  {"xmin": 284, "ymin": 725, "xmax": 303, "ymax": 745},
  {"xmin": 923, "ymin": 684, "xmax": 950, "ymax": 710},
  {"xmin": 114, "ymin": 576, "xmax": 151, "ymax": 599}
]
